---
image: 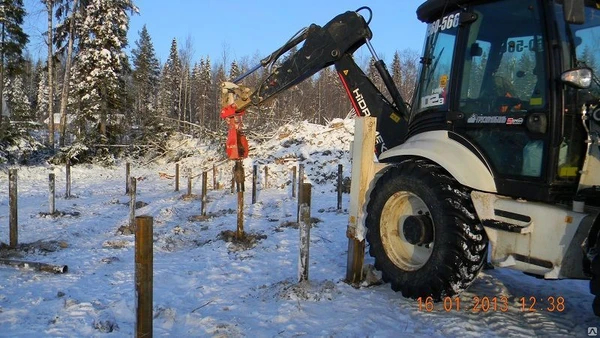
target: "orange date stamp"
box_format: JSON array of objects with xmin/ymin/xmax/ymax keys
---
[{"xmin": 416, "ymin": 295, "xmax": 566, "ymax": 313}]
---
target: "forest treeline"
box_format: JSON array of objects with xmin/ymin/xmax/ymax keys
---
[{"xmin": 0, "ymin": 0, "xmax": 420, "ymax": 163}]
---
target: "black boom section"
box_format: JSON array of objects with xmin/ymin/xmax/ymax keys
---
[
  {"xmin": 335, "ymin": 54, "xmax": 408, "ymax": 155},
  {"xmin": 252, "ymin": 11, "xmax": 372, "ymax": 104}
]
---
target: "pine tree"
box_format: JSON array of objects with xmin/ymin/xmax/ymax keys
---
[
  {"xmin": 21, "ymin": 56, "xmax": 39, "ymax": 115},
  {"xmin": 212, "ymin": 63, "xmax": 226, "ymax": 130},
  {"xmin": 190, "ymin": 60, "xmax": 204, "ymax": 123},
  {"xmin": 69, "ymin": 0, "xmax": 136, "ymax": 142},
  {"xmin": 157, "ymin": 38, "xmax": 181, "ymax": 126},
  {"xmin": 199, "ymin": 56, "xmax": 212, "ymax": 127},
  {"xmin": 36, "ymin": 71, "xmax": 49, "ymax": 122},
  {"xmin": 131, "ymin": 24, "xmax": 160, "ymax": 127},
  {"xmin": 0, "ymin": 0, "xmax": 29, "ymax": 125},
  {"xmin": 229, "ymin": 60, "xmax": 240, "ymax": 81},
  {"xmin": 3, "ymin": 74, "xmax": 30, "ymax": 120}
]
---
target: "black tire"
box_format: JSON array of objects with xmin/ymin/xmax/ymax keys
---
[
  {"xmin": 365, "ymin": 158, "xmax": 487, "ymax": 300},
  {"xmin": 587, "ymin": 217, "xmax": 600, "ymax": 317},
  {"xmin": 594, "ymin": 296, "xmax": 600, "ymax": 317}
]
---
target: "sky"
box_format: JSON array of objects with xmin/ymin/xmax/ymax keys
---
[{"xmin": 23, "ymin": 0, "xmax": 427, "ymax": 67}]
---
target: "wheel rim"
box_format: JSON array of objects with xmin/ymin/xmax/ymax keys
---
[{"xmin": 380, "ymin": 191, "xmax": 434, "ymax": 271}]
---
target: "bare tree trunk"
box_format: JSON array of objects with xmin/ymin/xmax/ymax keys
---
[
  {"xmin": 47, "ymin": 0, "xmax": 55, "ymax": 149},
  {"xmin": 0, "ymin": 24, "xmax": 5, "ymax": 126},
  {"xmin": 59, "ymin": 0, "xmax": 78, "ymax": 147}
]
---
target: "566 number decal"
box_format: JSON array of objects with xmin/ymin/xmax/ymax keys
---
[
  {"xmin": 501, "ymin": 38, "xmax": 542, "ymax": 53},
  {"xmin": 427, "ymin": 13, "xmax": 460, "ymax": 37}
]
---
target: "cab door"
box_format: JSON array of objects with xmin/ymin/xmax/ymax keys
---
[{"xmin": 453, "ymin": 0, "xmax": 551, "ymax": 199}]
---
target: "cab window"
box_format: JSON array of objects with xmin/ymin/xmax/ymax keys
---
[{"xmin": 457, "ymin": 0, "xmax": 548, "ymax": 178}]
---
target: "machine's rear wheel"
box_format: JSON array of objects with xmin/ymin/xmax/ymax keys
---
[
  {"xmin": 593, "ymin": 296, "xmax": 600, "ymax": 317},
  {"xmin": 365, "ymin": 158, "xmax": 487, "ymax": 300}
]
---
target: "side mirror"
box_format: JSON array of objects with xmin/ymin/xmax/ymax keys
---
[
  {"xmin": 563, "ymin": 0, "xmax": 585, "ymax": 24},
  {"xmin": 561, "ymin": 67, "xmax": 592, "ymax": 89}
]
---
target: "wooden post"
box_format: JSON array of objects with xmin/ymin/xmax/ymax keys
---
[
  {"xmin": 264, "ymin": 165, "xmax": 269, "ymax": 189},
  {"xmin": 230, "ymin": 165, "xmax": 235, "ymax": 194},
  {"xmin": 175, "ymin": 163, "xmax": 180, "ymax": 192},
  {"xmin": 65, "ymin": 159, "xmax": 71, "ymax": 198},
  {"xmin": 218, "ymin": 167, "xmax": 223, "ymax": 190},
  {"xmin": 252, "ymin": 164, "xmax": 257, "ymax": 204},
  {"xmin": 299, "ymin": 163, "xmax": 305, "ymax": 190},
  {"xmin": 296, "ymin": 163, "xmax": 304, "ymax": 222},
  {"xmin": 234, "ymin": 160, "xmax": 245, "ymax": 239},
  {"xmin": 49, "ymin": 173, "xmax": 56, "ymax": 214},
  {"xmin": 337, "ymin": 164, "xmax": 343, "ymax": 211},
  {"xmin": 135, "ymin": 215, "xmax": 153, "ymax": 338},
  {"xmin": 298, "ymin": 183, "xmax": 312, "ymax": 282},
  {"xmin": 126, "ymin": 162, "xmax": 131, "ymax": 194},
  {"xmin": 129, "ymin": 177, "xmax": 137, "ymax": 230},
  {"xmin": 212, "ymin": 164, "xmax": 217, "ymax": 190},
  {"xmin": 201, "ymin": 171, "xmax": 208, "ymax": 216},
  {"xmin": 346, "ymin": 117, "xmax": 377, "ymax": 284},
  {"xmin": 9, "ymin": 169, "xmax": 18, "ymax": 249},
  {"xmin": 187, "ymin": 176, "xmax": 192, "ymax": 196},
  {"xmin": 291, "ymin": 165, "xmax": 297, "ymax": 198}
]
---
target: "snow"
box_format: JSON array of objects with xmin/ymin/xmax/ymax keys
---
[{"xmin": 0, "ymin": 119, "xmax": 598, "ymax": 337}]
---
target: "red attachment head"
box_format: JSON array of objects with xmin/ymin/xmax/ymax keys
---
[
  {"xmin": 220, "ymin": 104, "xmax": 245, "ymax": 119},
  {"xmin": 225, "ymin": 128, "xmax": 249, "ymax": 160},
  {"xmin": 221, "ymin": 104, "xmax": 249, "ymax": 160}
]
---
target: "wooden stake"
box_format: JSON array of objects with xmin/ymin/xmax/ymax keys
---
[
  {"xmin": 296, "ymin": 163, "xmax": 304, "ymax": 222},
  {"xmin": 218, "ymin": 167, "xmax": 223, "ymax": 190},
  {"xmin": 234, "ymin": 161, "xmax": 245, "ymax": 239},
  {"xmin": 65, "ymin": 159, "xmax": 71, "ymax": 198},
  {"xmin": 126, "ymin": 162, "xmax": 131, "ymax": 194},
  {"xmin": 337, "ymin": 164, "xmax": 343, "ymax": 211},
  {"xmin": 135, "ymin": 215, "xmax": 153, "ymax": 338},
  {"xmin": 230, "ymin": 165, "xmax": 235, "ymax": 194},
  {"xmin": 252, "ymin": 164, "xmax": 257, "ymax": 204},
  {"xmin": 49, "ymin": 173, "xmax": 56, "ymax": 214},
  {"xmin": 187, "ymin": 176, "xmax": 192, "ymax": 196},
  {"xmin": 291, "ymin": 165, "xmax": 297, "ymax": 198},
  {"xmin": 175, "ymin": 163, "xmax": 180, "ymax": 192},
  {"xmin": 298, "ymin": 183, "xmax": 312, "ymax": 282},
  {"xmin": 9, "ymin": 169, "xmax": 18, "ymax": 248},
  {"xmin": 264, "ymin": 165, "xmax": 269, "ymax": 189},
  {"xmin": 201, "ymin": 171, "xmax": 208, "ymax": 216},
  {"xmin": 346, "ymin": 117, "xmax": 377, "ymax": 284},
  {"xmin": 129, "ymin": 177, "xmax": 137, "ymax": 230},
  {"xmin": 212, "ymin": 164, "xmax": 217, "ymax": 190}
]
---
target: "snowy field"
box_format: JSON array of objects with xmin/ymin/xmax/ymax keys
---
[{"xmin": 0, "ymin": 119, "xmax": 599, "ymax": 337}]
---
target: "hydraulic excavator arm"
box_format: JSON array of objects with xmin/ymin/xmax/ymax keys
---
[{"xmin": 220, "ymin": 7, "xmax": 411, "ymax": 159}]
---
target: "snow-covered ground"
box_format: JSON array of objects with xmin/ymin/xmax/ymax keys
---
[{"xmin": 0, "ymin": 119, "xmax": 598, "ymax": 337}]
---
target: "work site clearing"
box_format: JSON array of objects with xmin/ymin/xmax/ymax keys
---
[{"xmin": 0, "ymin": 119, "xmax": 597, "ymax": 337}]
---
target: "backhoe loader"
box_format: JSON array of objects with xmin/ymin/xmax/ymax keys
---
[{"xmin": 220, "ymin": 0, "xmax": 600, "ymax": 316}]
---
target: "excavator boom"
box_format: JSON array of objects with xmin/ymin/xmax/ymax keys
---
[{"xmin": 221, "ymin": 7, "xmax": 410, "ymax": 158}]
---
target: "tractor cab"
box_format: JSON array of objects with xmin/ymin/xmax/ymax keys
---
[{"xmin": 413, "ymin": 0, "xmax": 600, "ymax": 204}]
